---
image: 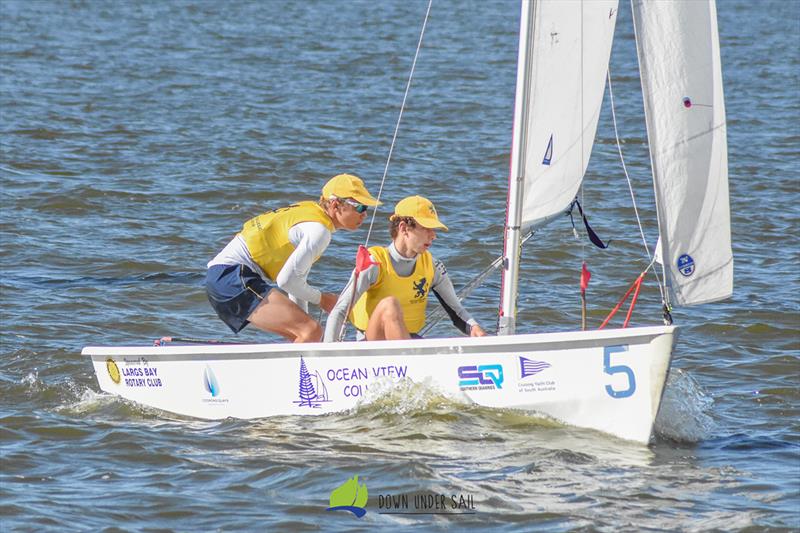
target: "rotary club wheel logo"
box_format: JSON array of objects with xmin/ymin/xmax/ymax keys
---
[{"xmin": 106, "ymin": 358, "xmax": 121, "ymax": 384}]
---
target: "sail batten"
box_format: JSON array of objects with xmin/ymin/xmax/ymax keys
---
[{"xmin": 633, "ymin": 0, "xmax": 733, "ymax": 306}]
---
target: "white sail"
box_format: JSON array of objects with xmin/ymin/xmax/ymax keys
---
[
  {"xmin": 633, "ymin": 0, "xmax": 733, "ymax": 306},
  {"xmin": 518, "ymin": 0, "xmax": 619, "ymax": 230},
  {"xmin": 500, "ymin": 0, "xmax": 618, "ymax": 334}
]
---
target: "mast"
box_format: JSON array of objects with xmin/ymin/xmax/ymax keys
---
[{"xmin": 498, "ymin": 0, "xmax": 536, "ymax": 336}]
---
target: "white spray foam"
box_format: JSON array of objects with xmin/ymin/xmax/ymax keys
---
[{"xmin": 654, "ymin": 368, "xmax": 716, "ymax": 442}]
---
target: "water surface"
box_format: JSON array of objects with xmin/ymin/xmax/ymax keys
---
[{"xmin": 1, "ymin": 0, "xmax": 798, "ymax": 530}]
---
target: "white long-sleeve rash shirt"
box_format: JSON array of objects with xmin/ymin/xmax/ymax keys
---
[{"xmin": 207, "ymin": 221, "xmax": 332, "ymax": 311}]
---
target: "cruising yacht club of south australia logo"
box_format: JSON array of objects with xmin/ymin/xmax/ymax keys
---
[{"xmin": 517, "ymin": 356, "xmax": 555, "ymax": 393}]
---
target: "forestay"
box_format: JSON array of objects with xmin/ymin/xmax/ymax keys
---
[
  {"xmin": 633, "ymin": 0, "xmax": 733, "ymax": 306},
  {"xmin": 517, "ymin": 0, "xmax": 619, "ymax": 230}
]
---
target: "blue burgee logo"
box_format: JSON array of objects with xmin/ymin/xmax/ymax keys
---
[
  {"xmin": 519, "ymin": 357, "xmax": 551, "ymax": 379},
  {"xmin": 677, "ymin": 254, "xmax": 695, "ymax": 277}
]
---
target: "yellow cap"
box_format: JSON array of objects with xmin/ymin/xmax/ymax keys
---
[
  {"xmin": 321, "ymin": 174, "xmax": 381, "ymax": 206},
  {"xmin": 390, "ymin": 195, "xmax": 448, "ymax": 231}
]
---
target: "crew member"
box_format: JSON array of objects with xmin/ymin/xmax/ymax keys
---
[
  {"xmin": 206, "ymin": 174, "xmax": 380, "ymax": 342},
  {"xmin": 324, "ymin": 195, "xmax": 487, "ymax": 341}
]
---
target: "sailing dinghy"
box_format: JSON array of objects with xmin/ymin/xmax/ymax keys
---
[{"xmin": 83, "ymin": 0, "xmax": 732, "ymax": 444}]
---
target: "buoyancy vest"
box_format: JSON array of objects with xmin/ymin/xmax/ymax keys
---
[
  {"xmin": 350, "ymin": 246, "xmax": 434, "ymax": 334},
  {"xmin": 239, "ymin": 201, "xmax": 335, "ymax": 281}
]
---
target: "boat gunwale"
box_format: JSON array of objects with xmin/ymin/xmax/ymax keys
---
[{"xmin": 83, "ymin": 324, "xmax": 677, "ymax": 360}]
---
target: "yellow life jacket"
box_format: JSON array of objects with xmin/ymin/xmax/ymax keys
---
[
  {"xmin": 239, "ymin": 201, "xmax": 334, "ymax": 281},
  {"xmin": 350, "ymin": 246, "xmax": 434, "ymax": 334}
]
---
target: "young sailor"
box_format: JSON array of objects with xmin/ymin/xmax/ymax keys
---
[
  {"xmin": 206, "ymin": 174, "xmax": 380, "ymax": 342},
  {"xmin": 324, "ymin": 195, "xmax": 487, "ymax": 341}
]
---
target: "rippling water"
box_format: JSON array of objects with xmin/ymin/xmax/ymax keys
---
[{"xmin": 1, "ymin": 0, "xmax": 798, "ymax": 530}]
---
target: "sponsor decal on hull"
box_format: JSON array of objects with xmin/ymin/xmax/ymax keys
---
[
  {"xmin": 325, "ymin": 364, "xmax": 409, "ymax": 399},
  {"xmin": 106, "ymin": 358, "xmax": 121, "ymax": 384},
  {"xmin": 202, "ymin": 365, "xmax": 229, "ymax": 404},
  {"xmin": 294, "ymin": 357, "xmax": 331, "ymax": 408},
  {"xmin": 119, "ymin": 357, "xmax": 163, "ymax": 388},
  {"xmin": 458, "ymin": 364, "xmax": 503, "ymax": 391},
  {"xmin": 517, "ymin": 356, "xmax": 556, "ymax": 393}
]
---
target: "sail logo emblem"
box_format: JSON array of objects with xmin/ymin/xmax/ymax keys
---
[
  {"xmin": 542, "ymin": 134, "xmax": 553, "ymax": 165},
  {"xmin": 518, "ymin": 357, "xmax": 551, "ymax": 379},
  {"xmin": 294, "ymin": 356, "xmax": 331, "ymax": 408},
  {"xmin": 458, "ymin": 364, "xmax": 503, "ymax": 390},
  {"xmin": 326, "ymin": 475, "xmax": 368, "ymax": 517},
  {"xmin": 203, "ymin": 365, "xmax": 220, "ymax": 397},
  {"xmin": 677, "ymin": 254, "xmax": 695, "ymax": 277}
]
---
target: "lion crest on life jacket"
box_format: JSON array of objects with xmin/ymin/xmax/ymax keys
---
[{"xmin": 413, "ymin": 277, "xmax": 427, "ymax": 299}]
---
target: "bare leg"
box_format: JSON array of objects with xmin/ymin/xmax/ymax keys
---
[
  {"xmin": 246, "ymin": 289, "xmax": 322, "ymax": 343},
  {"xmin": 365, "ymin": 296, "xmax": 411, "ymax": 341}
]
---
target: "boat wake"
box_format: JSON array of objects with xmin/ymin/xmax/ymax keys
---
[
  {"xmin": 354, "ymin": 377, "xmax": 463, "ymax": 416},
  {"xmin": 352, "ymin": 377, "xmax": 563, "ymax": 429},
  {"xmin": 654, "ymin": 368, "xmax": 716, "ymax": 442},
  {"xmin": 56, "ymin": 386, "xmax": 161, "ymax": 420}
]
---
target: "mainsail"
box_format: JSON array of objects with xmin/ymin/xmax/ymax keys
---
[
  {"xmin": 633, "ymin": 0, "xmax": 733, "ymax": 306},
  {"xmin": 500, "ymin": 0, "xmax": 618, "ymax": 334},
  {"xmin": 517, "ymin": 0, "xmax": 619, "ymax": 230}
]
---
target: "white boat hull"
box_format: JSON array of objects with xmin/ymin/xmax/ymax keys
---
[{"xmin": 83, "ymin": 325, "xmax": 676, "ymax": 443}]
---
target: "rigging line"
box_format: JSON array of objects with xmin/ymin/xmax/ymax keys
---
[
  {"xmin": 420, "ymin": 232, "xmax": 533, "ymax": 336},
  {"xmin": 629, "ymin": 0, "xmax": 669, "ymax": 308},
  {"xmin": 606, "ymin": 68, "xmax": 666, "ymax": 301},
  {"xmin": 153, "ymin": 336, "xmax": 248, "ymax": 346},
  {"xmin": 579, "ymin": 2, "xmax": 586, "ymax": 260},
  {"xmin": 364, "ymin": 0, "xmax": 434, "ymax": 248},
  {"xmin": 597, "ymin": 254, "xmax": 658, "ymax": 330}
]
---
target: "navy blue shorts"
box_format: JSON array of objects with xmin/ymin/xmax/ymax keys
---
[{"xmin": 206, "ymin": 264, "xmax": 271, "ymax": 333}]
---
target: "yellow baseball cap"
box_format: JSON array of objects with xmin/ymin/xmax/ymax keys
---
[
  {"xmin": 321, "ymin": 174, "xmax": 381, "ymax": 206},
  {"xmin": 390, "ymin": 195, "xmax": 448, "ymax": 231}
]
